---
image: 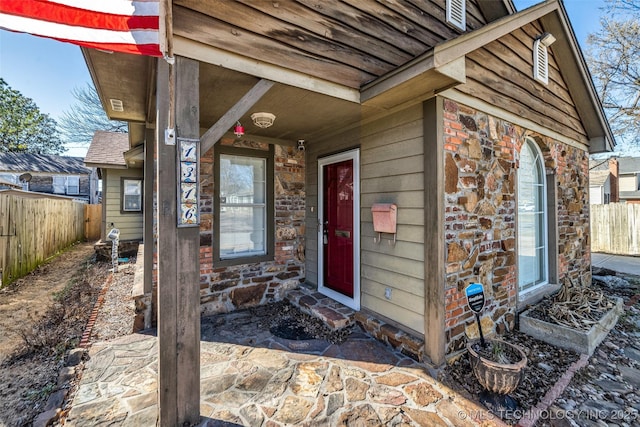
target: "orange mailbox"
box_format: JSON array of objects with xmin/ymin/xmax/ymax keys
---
[{"xmin": 371, "ymin": 203, "xmax": 397, "ymax": 244}]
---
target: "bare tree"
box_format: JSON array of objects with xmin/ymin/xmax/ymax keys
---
[
  {"xmin": 58, "ymin": 83, "xmax": 127, "ymax": 145},
  {"xmin": 586, "ymin": 0, "xmax": 640, "ymax": 149}
]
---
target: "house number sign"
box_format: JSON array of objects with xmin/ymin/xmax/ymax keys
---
[{"xmin": 177, "ymin": 137, "xmax": 200, "ymax": 227}]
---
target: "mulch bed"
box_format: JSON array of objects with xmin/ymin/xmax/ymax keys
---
[{"xmin": 442, "ymin": 330, "xmax": 580, "ymax": 424}]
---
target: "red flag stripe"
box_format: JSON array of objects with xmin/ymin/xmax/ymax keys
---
[
  {"xmin": 47, "ymin": 0, "xmax": 159, "ymax": 16},
  {"xmin": 0, "ymin": 0, "xmax": 161, "ymax": 57},
  {"xmin": 52, "ymin": 38, "xmax": 162, "ymax": 56},
  {"xmin": 0, "ymin": 2, "xmax": 158, "ymax": 32}
]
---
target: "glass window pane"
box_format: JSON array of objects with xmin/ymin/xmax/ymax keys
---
[
  {"xmin": 124, "ymin": 180, "xmax": 141, "ymax": 195},
  {"xmin": 518, "ymin": 140, "xmax": 547, "ymax": 293},
  {"xmin": 219, "ymin": 154, "xmax": 267, "ymax": 259},
  {"xmin": 123, "ymin": 179, "xmax": 142, "ymax": 211},
  {"xmin": 124, "ymin": 195, "xmax": 141, "ymax": 210},
  {"xmin": 220, "ymin": 206, "xmax": 266, "ymax": 258},
  {"xmin": 53, "ymin": 176, "xmax": 65, "ymax": 194},
  {"xmin": 220, "ymin": 155, "xmax": 265, "ymax": 204},
  {"xmin": 67, "ymin": 176, "xmax": 79, "ymax": 195}
]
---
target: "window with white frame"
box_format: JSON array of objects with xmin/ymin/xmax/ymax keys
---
[
  {"xmin": 122, "ymin": 178, "xmax": 142, "ymax": 212},
  {"xmin": 52, "ymin": 176, "xmax": 66, "ymax": 194},
  {"xmin": 517, "ymin": 138, "xmax": 548, "ymax": 294},
  {"xmin": 446, "ymin": 0, "xmax": 466, "ymax": 31},
  {"xmin": 214, "ymin": 145, "xmax": 273, "ymax": 265},
  {"xmin": 66, "ymin": 176, "xmax": 80, "ymax": 195}
]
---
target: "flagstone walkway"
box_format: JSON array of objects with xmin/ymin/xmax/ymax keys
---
[{"xmin": 65, "ymin": 314, "xmax": 505, "ymax": 426}]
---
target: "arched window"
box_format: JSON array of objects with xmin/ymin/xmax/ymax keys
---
[{"xmin": 517, "ymin": 138, "xmax": 548, "ymax": 293}]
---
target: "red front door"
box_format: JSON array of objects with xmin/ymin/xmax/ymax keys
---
[{"xmin": 322, "ymin": 159, "xmax": 354, "ymax": 297}]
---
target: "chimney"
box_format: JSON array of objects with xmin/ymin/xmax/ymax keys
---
[{"xmin": 609, "ymin": 158, "xmax": 619, "ymax": 202}]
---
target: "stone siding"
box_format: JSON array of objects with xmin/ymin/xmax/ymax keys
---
[
  {"xmin": 197, "ymin": 139, "xmax": 306, "ymax": 316},
  {"xmin": 442, "ymin": 99, "xmax": 590, "ymax": 355}
]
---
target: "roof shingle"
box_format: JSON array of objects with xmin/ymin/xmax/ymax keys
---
[
  {"xmin": 0, "ymin": 152, "xmax": 91, "ymax": 174},
  {"xmin": 84, "ymin": 131, "xmax": 129, "ymax": 167}
]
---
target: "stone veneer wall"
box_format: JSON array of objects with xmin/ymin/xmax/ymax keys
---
[
  {"xmin": 442, "ymin": 99, "xmax": 591, "ymax": 355},
  {"xmin": 196, "ymin": 139, "xmax": 306, "ymax": 316}
]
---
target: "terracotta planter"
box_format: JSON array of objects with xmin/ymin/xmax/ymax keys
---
[{"xmin": 467, "ymin": 339, "xmax": 527, "ymax": 395}]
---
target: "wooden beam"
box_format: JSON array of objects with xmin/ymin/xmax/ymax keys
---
[
  {"xmin": 220, "ymin": 131, "xmax": 297, "ymax": 147},
  {"xmin": 173, "ymin": 36, "xmax": 360, "ymax": 103},
  {"xmin": 156, "ymin": 56, "xmax": 201, "ymax": 426},
  {"xmin": 200, "ymin": 79, "xmax": 274, "ymax": 153}
]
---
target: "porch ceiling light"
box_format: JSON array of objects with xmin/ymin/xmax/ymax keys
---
[
  {"xmin": 251, "ymin": 112, "xmax": 276, "ymax": 128},
  {"xmin": 233, "ymin": 121, "xmax": 245, "ymax": 137}
]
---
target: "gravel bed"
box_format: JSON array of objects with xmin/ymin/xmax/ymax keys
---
[{"xmin": 89, "ymin": 260, "xmax": 136, "ymax": 343}]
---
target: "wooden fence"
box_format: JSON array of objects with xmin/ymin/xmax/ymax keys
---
[
  {"xmin": 0, "ymin": 193, "xmax": 85, "ymax": 286},
  {"xmin": 84, "ymin": 204, "xmax": 102, "ymax": 241},
  {"xmin": 591, "ymin": 203, "xmax": 640, "ymax": 255}
]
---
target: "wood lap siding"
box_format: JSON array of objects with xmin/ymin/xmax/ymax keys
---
[
  {"xmin": 103, "ymin": 169, "xmax": 143, "ymax": 241},
  {"xmin": 459, "ymin": 23, "xmax": 589, "ymax": 144},
  {"xmin": 304, "ymin": 105, "xmax": 426, "ymax": 334},
  {"xmin": 173, "ymin": 0, "xmax": 491, "ymax": 89},
  {"xmin": 360, "ymin": 104, "xmax": 425, "ymax": 334}
]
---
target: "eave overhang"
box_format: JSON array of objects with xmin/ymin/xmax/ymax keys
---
[
  {"xmin": 81, "ymin": 47, "xmax": 152, "ymax": 124},
  {"xmin": 361, "ymin": 0, "xmax": 614, "ymax": 153}
]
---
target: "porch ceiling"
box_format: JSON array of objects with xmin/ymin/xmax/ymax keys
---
[
  {"xmin": 199, "ymin": 62, "xmax": 363, "ymax": 143},
  {"xmin": 83, "ymin": 1, "xmax": 514, "ymax": 145},
  {"xmin": 84, "ymin": 48, "xmax": 369, "ymax": 144}
]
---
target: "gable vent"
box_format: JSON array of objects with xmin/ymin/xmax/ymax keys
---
[
  {"xmin": 533, "ymin": 39, "xmax": 549, "ymax": 84},
  {"xmin": 110, "ymin": 98, "xmax": 124, "ymax": 112},
  {"xmin": 446, "ymin": 0, "xmax": 466, "ymax": 31}
]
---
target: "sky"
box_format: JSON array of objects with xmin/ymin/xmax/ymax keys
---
[{"xmin": 0, "ymin": 0, "xmax": 608, "ymax": 157}]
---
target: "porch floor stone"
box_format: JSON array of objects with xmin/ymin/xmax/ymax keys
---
[{"xmin": 65, "ymin": 319, "xmax": 507, "ymax": 427}]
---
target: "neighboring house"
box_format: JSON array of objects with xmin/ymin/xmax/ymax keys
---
[
  {"xmin": 0, "ymin": 188, "xmax": 80, "ymax": 200},
  {"xmin": 83, "ymin": 0, "xmax": 613, "ymax": 369},
  {"xmin": 618, "ymin": 157, "xmax": 640, "ymax": 204},
  {"xmin": 0, "ymin": 152, "xmax": 98, "ymax": 203},
  {"xmin": 589, "ymin": 170, "xmax": 611, "ymax": 204},
  {"xmin": 84, "ymin": 131, "xmax": 144, "ymax": 247},
  {"xmin": 0, "ymin": 178, "xmax": 21, "ymax": 190},
  {"xmin": 589, "ymin": 156, "xmax": 640, "ymax": 204}
]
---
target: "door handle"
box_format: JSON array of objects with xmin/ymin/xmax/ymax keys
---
[
  {"xmin": 323, "ymin": 221, "xmax": 329, "ymax": 244},
  {"xmin": 335, "ymin": 230, "xmax": 350, "ymax": 238}
]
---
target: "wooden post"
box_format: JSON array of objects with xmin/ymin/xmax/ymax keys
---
[
  {"xmin": 423, "ymin": 97, "xmax": 446, "ymax": 366},
  {"xmin": 144, "ymin": 127, "xmax": 154, "ymax": 294},
  {"xmin": 156, "ymin": 56, "xmax": 201, "ymax": 426}
]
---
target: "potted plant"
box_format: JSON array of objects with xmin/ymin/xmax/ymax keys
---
[
  {"xmin": 463, "ymin": 283, "xmax": 527, "ymax": 412},
  {"xmin": 466, "ymin": 338, "xmax": 527, "ymax": 413}
]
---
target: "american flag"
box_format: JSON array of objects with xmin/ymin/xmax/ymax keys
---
[{"xmin": 0, "ymin": 0, "xmax": 162, "ymax": 57}]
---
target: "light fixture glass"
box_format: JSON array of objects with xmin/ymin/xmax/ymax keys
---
[
  {"xmin": 233, "ymin": 121, "xmax": 244, "ymax": 137},
  {"xmin": 251, "ymin": 112, "xmax": 276, "ymax": 128}
]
